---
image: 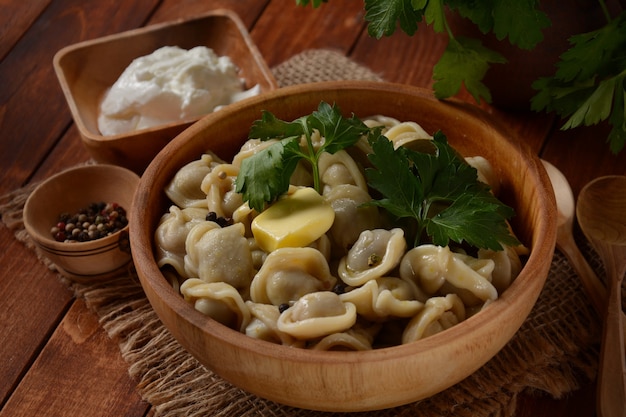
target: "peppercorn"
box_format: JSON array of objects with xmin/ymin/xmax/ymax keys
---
[
  {"xmin": 50, "ymin": 201, "xmax": 128, "ymax": 243},
  {"xmin": 205, "ymin": 211, "xmax": 233, "ymax": 227}
]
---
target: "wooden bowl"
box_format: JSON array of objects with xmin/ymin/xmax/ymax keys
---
[
  {"xmin": 24, "ymin": 164, "xmax": 140, "ymax": 282},
  {"xmin": 130, "ymin": 81, "xmax": 557, "ymax": 412},
  {"xmin": 53, "ymin": 9, "xmax": 277, "ymax": 174}
]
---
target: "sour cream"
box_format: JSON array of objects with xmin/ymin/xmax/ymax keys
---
[{"xmin": 97, "ymin": 46, "xmax": 260, "ymax": 136}]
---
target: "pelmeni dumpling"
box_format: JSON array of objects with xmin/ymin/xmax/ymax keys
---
[
  {"xmin": 318, "ymin": 150, "xmax": 368, "ymax": 194},
  {"xmin": 249, "ymin": 247, "xmax": 337, "ymax": 306},
  {"xmin": 155, "ymin": 205, "xmax": 209, "ymax": 276},
  {"xmin": 180, "ymin": 279, "xmax": 251, "ymax": 332},
  {"xmin": 383, "ymin": 121, "xmax": 432, "ymax": 149},
  {"xmin": 232, "ymin": 138, "xmax": 277, "ymax": 168},
  {"xmin": 465, "ymin": 155, "xmax": 500, "ymax": 195},
  {"xmin": 339, "ymin": 277, "xmax": 423, "ymax": 322},
  {"xmin": 165, "ymin": 153, "xmax": 223, "ymax": 208},
  {"xmin": 184, "ymin": 222, "xmax": 254, "ymax": 290},
  {"xmin": 244, "ymin": 301, "xmax": 303, "ymax": 347},
  {"xmin": 200, "ymin": 163, "xmax": 243, "ymax": 219},
  {"xmin": 338, "ymin": 228, "xmax": 407, "ymax": 286},
  {"xmin": 324, "ymin": 184, "xmax": 384, "ymax": 256},
  {"xmin": 277, "ymin": 291, "xmax": 357, "ymax": 339},
  {"xmin": 402, "ymin": 293, "xmax": 465, "ymax": 343},
  {"xmin": 311, "ymin": 320, "xmax": 382, "ymax": 351},
  {"xmin": 399, "ymin": 244, "xmax": 498, "ymax": 305},
  {"xmin": 478, "ymin": 245, "xmax": 523, "ymax": 293}
]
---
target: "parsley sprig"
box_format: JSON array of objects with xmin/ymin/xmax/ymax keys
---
[
  {"xmin": 296, "ymin": 0, "xmax": 626, "ymax": 153},
  {"xmin": 365, "ymin": 132, "xmax": 519, "ymax": 250},
  {"xmin": 235, "ymin": 102, "xmax": 519, "ymax": 250},
  {"xmin": 359, "ymin": 0, "xmax": 550, "ymax": 104},
  {"xmin": 234, "ymin": 102, "xmax": 371, "ymax": 211},
  {"xmin": 531, "ymin": 12, "xmax": 626, "ymax": 153}
]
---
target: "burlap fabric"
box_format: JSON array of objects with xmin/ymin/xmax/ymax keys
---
[{"xmin": 1, "ymin": 49, "xmax": 606, "ymax": 417}]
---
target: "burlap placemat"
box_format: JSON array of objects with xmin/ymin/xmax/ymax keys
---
[{"xmin": 1, "ymin": 49, "xmax": 606, "ymax": 417}]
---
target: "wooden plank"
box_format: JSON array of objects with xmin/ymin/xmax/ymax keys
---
[
  {"xmin": 0, "ymin": 0, "xmax": 160, "ymax": 196},
  {"xmin": 351, "ymin": 22, "xmax": 445, "ymax": 87},
  {"xmin": 250, "ymin": 0, "xmax": 367, "ymax": 68},
  {"xmin": 540, "ymin": 121, "xmax": 626, "ymax": 197},
  {"xmin": 0, "ymin": 298, "xmax": 149, "ymax": 417},
  {"xmin": 0, "ymin": 0, "xmax": 51, "ymax": 61},
  {"xmin": 0, "ymin": 227, "xmax": 73, "ymax": 405},
  {"xmin": 148, "ymin": 0, "xmax": 270, "ymax": 27},
  {"xmin": 351, "ymin": 20, "xmax": 554, "ymax": 153}
]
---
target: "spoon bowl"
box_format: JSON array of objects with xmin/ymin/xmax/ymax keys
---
[
  {"xmin": 577, "ymin": 175, "xmax": 626, "ymax": 417},
  {"xmin": 541, "ymin": 160, "xmax": 606, "ymax": 316}
]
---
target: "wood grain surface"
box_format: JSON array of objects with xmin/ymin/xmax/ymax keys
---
[{"xmin": 1, "ymin": 1, "xmax": 626, "ymax": 416}]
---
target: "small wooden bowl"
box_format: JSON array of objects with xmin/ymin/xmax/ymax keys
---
[
  {"xmin": 130, "ymin": 81, "xmax": 557, "ymax": 412},
  {"xmin": 24, "ymin": 164, "xmax": 140, "ymax": 282},
  {"xmin": 53, "ymin": 9, "xmax": 277, "ymax": 174}
]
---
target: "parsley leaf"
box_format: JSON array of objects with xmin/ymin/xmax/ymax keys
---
[
  {"xmin": 365, "ymin": 131, "xmax": 519, "ymax": 250},
  {"xmin": 531, "ymin": 13, "xmax": 626, "ymax": 153},
  {"xmin": 433, "ymin": 36, "xmax": 506, "ymax": 103},
  {"xmin": 235, "ymin": 102, "xmax": 370, "ymax": 211},
  {"xmin": 294, "ymin": 0, "xmax": 328, "ymax": 7},
  {"xmin": 491, "ymin": 0, "xmax": 549, "ymax": 50},
  {"xmin": 235, "ymin": 138, "xmax": 302, "ymax": 212},
  {"xmin": 364, "ymin": 0, "xmax": 422, "ymax": 38}
]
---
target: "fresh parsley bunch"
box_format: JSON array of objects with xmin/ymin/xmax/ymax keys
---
[
  {"xmin": 531, "ymin": 12, "xmax": 626, "ymax": 154},
  {"xmin": 296, "ymin": 0, "xmax": 626, "ymax": 153},
  {"xmin": 235, "ymin": 102, "xmax": 519, "ymax": 251}
]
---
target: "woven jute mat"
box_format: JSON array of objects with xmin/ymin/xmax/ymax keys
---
[{"xmin": 1, "ymin": 49, "xmax": 606, "ymax": 417}]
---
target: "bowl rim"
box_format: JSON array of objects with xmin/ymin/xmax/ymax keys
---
[
  {"xmin": 131, "ymin": 80, "xmax": 557, "ymax": 362},
  {"xmin": 24, "ymin": 163, "xmax": 139, "ymax": 250}
]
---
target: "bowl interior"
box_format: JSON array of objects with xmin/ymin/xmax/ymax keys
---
[
  {"xmin": 24, "ymin": 164, "xmax": 139, "ymax": 249},
  {"xmin": 130, "ymin": 81, "xmax": 556, "ymax": 411},
  {"xmin": 53, "ymin": 9, "xmax": 277, "ymax": 141}
]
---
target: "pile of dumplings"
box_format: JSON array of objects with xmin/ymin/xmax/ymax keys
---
[{"xmin": 154, "ymin": 116, "xmax": 526, "ymax": 351}]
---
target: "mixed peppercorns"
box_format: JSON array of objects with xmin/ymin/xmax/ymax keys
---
[{"xmin": 50, "ymin": 201, "xmax": 128, "ymax": 243}]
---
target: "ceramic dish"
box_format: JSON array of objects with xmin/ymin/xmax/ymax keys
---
[{"xmin": 53, "ymin": 9, "xmax": 277, "ymax": 174}]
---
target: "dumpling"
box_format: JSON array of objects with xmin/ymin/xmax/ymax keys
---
[
  {"xmin": 399, "ymin": 245, "xmax": 498, "ymax": 306},
  {"xmin": 165, "ymin": 153, "xmax": 223, "ymax": 208},
  {"xmin": 478, "ymin": 245, "xmax": 523, "ymax": 293},
  {"xmin": 363, "ymin": 115, "xmax": 402, "ymax": 130},
  {"xmin": 232, "ymin": 138, "xmax": 277, "ymax": 168},
  {"xmin": 402, "ymin": 293, "xmax": 465, "ymax": 343},
  {"xmin": 200, "ymin": 163, "xmax": 243, "ymax": 219},
  {"xmin": 277, "ymin": 291, "xmax": 357, "ymax": 339},
  {"xmin": 311, "ymin": 320, "xmax": 382, "ymax": 351},
  {"xmin": 249, "ymin": 247, "xmax": 337, "ymax": 305},
  {"xmin": 324, "ymin": 184, "xmax": 384, "ymax": 256},
  {"xmin": 180, "ymin": 279, "xmax": 251, "ymax": 332},
  {"xmin": 339, "ymin": 276, "xmax": 423, "ymax": 321},
  {"xmin": 154, "ymin": 205, "xmax": 210, "ymax": 277},
  {"xmin": 338, "ymin": 228, "xmax": 407, "ymax": 286},
  {"xmin": 244, "ymin": 301, "xmax": 303, "ymax": 347},
  {"xmin": 184, "ymin": 222, "xmax": 254, "ymax": 291},
  {"xmin": 465, "ymin": 156, "xmax": 500, "ymax": 195},
  {"xmin": 383, "ymin": 121, "xmax": 432, "ymax": 150},
  {"xmin": 318, "ymin": 150, "xmax": 368, "ymax": 194}
]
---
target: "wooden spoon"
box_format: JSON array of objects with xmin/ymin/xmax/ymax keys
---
[
  {"xmin": 577, "ymin": 175, "xmax": 626, "ymax": 417},
  {"xmin": 542, "ymin": 160, "xmax": 607, "ymax": 316}
]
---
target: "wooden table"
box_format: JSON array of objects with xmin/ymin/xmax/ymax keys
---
[{"xmin": 1, "ymin": 1, "xmax": 625, "ymax": 416}]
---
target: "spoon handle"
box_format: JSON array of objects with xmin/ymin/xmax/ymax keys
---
[
  {"xmin": 557, "ymin": 232, "xmax": 606, "ymax": 315},
  {"xmin": 557, "ymin": 233, "xmax": 626, "ymax": 343},
  {"xmin": 596, "ymin": 256, "xmax": 626, "ymax": 417}
]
